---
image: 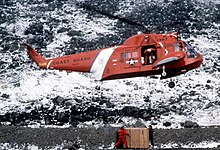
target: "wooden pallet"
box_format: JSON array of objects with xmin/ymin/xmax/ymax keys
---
[{"xmin": 125, "ymin": 128, "xmax": 149, "ymax": 149}]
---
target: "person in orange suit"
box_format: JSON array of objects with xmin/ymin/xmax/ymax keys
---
[{"xmin": 114, "ymin": 126, "xmax": 130, "ymax": 149}]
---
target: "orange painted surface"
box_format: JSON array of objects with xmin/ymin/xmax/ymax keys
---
[
  {"xmin": 24, "ymin": 32, "xmax": 203, "ymax": 81},
  {"xmin": 48, "ymin": 50, "xmax": 101, "ymax": 72}
]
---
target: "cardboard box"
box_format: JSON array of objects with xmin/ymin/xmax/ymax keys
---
[{"xmin": 125, "ymin": 128, "xmax": 149, "ymax": 149}]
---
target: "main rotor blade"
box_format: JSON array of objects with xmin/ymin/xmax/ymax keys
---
[{"xmin": 76, "ymin": 2, "xmax": 150, "ymax": 33}]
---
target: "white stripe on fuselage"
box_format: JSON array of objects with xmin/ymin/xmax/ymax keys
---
[
  {"xmin": 159, "ymin": 42, "xmax": 168, "ymax": 55},
  {"xmin": 90, "ymin": 47, "xmax": 117, "ymax": 80},
  {"xmin": 46, "ymin": 60, "xmax": 53, "ymax": 69}
]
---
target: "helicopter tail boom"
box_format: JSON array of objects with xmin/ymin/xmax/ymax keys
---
[{"xmin": 21, "ymin": 43, "xmax": 49, "ymax": 69}]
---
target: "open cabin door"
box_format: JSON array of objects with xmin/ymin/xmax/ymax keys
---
[{"xmin": 140, "ymin": 46, "xmax": 157, "ymax": 66}]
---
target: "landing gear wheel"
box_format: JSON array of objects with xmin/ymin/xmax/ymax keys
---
[
  {"xmin": 162, "ymin": 66, "xmax": 166, "ymax": 76},
  {"xmin": 168, "ymin": 81, "xmax": 175, "ymax": 88}
]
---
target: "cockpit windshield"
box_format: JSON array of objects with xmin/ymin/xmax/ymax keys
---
[{"xmin": 184, "ymin": 42, "xmax": 198, "ymax": 58}]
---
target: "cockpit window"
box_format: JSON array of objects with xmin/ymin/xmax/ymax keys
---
[
  {"xmin": 174, "ymin": 42, "xmax": 179, "ymax": 52},
  {"xmin": 174, "ymin": 42, "xmax": 184, "ymax": 52},
  {"xmin": 184, "ymin": 42, "xmax": 198, "ymax": 58}
]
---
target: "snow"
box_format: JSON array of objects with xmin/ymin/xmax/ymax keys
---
[
  {"xmin": 1, "ymin": 62, "xmax": 220, "ymax": 128},
  {"xmin": 0, "ymin": 143, "xmax": 60, "ymax": 150},
  {"xmin": 0, "ymin": 1, "xmax": 219, "ymax": 149},
  {"xmin": 46, "ymin": 32, "xmax": 72, "ymax": 52},
  {"xmin": 0, "ymin": 1, "xmax": 220, "ymax": 150},
  {"xmin": 0, "ymin": 140, "xmax": 220, "ymax": 149},
  {"xmin": 0, "ymin": 143, "xmax": 86, "ymax": 150},
  {"xmin": 161, "ymin": 141, "xmax": 220, "ymax": 149}
]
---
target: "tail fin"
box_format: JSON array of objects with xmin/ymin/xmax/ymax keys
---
[{"xmin": 21, "ymin": 43, "xmax": 48, "ymax": 69}]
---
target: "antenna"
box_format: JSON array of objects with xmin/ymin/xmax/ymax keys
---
[{"xmin": 76, "ymin": 2, "xmax": 151, "ymax": 33}]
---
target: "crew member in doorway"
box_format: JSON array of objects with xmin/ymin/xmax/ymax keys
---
[
  {"xmin": 114, "ymin": 126, "xmax": 130, "ymax": 149},
  {"xmin": 149, "ymin": 125, "xmax": 154, "ymax": 148},
  {"xmin": 144, "ymin": 48, "xmax": 156, "ymax": 65}
]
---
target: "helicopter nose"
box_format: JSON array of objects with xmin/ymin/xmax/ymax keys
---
[
  {"xmin": 198, "ymin": 53, "xmax": 203, "ymax": 64},
  {"xmin": 185, "ymin": 52, "xmax": 203, "ymax": 71}
]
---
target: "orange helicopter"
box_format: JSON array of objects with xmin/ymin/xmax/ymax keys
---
[{"xmin": 21, "ymin": 4, "xmax": 203, "ymax": 88}]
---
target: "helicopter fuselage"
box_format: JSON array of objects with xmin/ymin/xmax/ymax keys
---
[{"xmin": 23, "ymin": 32, "xmax": 203, "ymax": 81}]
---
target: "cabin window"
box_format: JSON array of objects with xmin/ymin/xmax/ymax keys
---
[
  {"xmin": 132, "ymin": 51, "xmax": 138, "ymax": 58},
  {"xmin": 125, "ymin": 52, "xmax": 131, "ymax": 59},
  {"xmin": 120, "ymin": 53, "xmax": 124, "ymax": 61},
  {"xmin": 174, "ymin": 43, "xmax": 179, "ymax": 52}
]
